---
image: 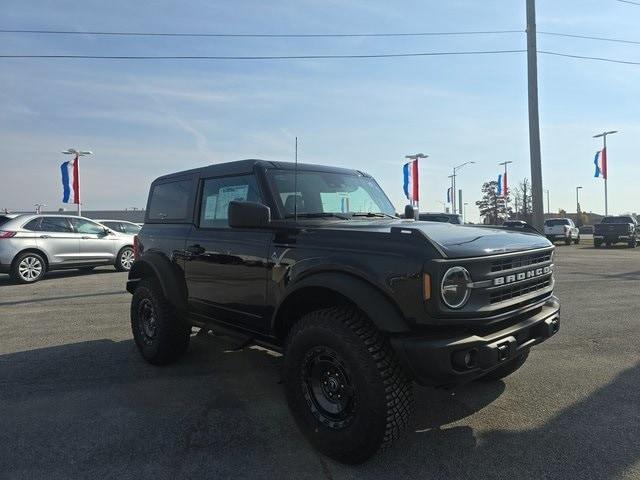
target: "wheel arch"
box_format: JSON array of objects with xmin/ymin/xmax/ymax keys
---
[
  {"xmin": 272, "ymin": 271, "xmax": 411, "ymax": 341},
  {"xmin": 126, "ymin": 253, "xmax": 188, "ymax": 310},
  {"xmin": 12, "ymin": 248, "xmax": 50, "ymax": 271}
]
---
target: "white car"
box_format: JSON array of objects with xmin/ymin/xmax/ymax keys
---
[
  {"xmin": 95, "ymin": 220, "xmax": 141, "ymax": 236},
  {"xmin": 544, "ymin": 218, "xmax": 580, "ymax": 245}
]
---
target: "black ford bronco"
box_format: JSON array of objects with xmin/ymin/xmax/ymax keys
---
[{"xmin": 127, "ymin": 160, "xmax": 560, "ymax": 464}]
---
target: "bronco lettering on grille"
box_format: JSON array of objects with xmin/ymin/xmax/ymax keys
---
[{"xmin": 493, "ymin": 266, "xmax": 551, "ymax": 286}]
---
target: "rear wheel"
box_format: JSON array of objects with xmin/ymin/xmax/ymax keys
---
[
  {"xmin": 480, "ymin": 351, "xmax": 529, "ymax": 381},
  {"xmin": 594, "ymin": 239, "xmax": 602, "ymax": 248},
  {"xmin": 10, "ymin": 252, "xmax": 46, "ymax": 284},
  {"xmin": 629, "ymin": 238, "xmax": 637, "ymax": 248},
  {"xmin": 564, "ymin": 237, "xmax": 571, "ymax": 245},
  {"xmin": 130, "ymin": 278, "xmax": 190, "ymax": 365},
  {"xmin": 115, "ymin": 246, "xmax": 135, "ymax": 272},
  {"xmin": 574, "ymin": 235, "xmax": 580, "ymax": 244},
  {"xmin": 283, "ymin": 305, "xmax": 413, "ymax": 464}
]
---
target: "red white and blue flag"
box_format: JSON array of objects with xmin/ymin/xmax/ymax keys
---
[
  {"xmin": 403, "ymin": 159, "xmax": 419, "ymax": 202},
  {"xmin": 61, "ymin": 155, "xmax": 80, "ymax": 204},
  {"xmin": 594, "ymin": 148, "xmax": 607, "ymax": 179},
  {"xmin": 496, "ymin": 173, "xmax": 508, "ymax": 197}
]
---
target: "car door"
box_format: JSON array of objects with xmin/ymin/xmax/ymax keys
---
[
  {"xmin": 70, "ymin": 217, "xmax": 118, "ymax": 264},
  {"xmin": 183, "ymin": 174, "xmax": 272, "ymax": 333},
  {"xmin": 34, "ymin": 216, "xmax": 81, "ymax": 267}
]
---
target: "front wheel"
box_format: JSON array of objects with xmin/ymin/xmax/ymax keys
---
[
  {"xmin": 574, "ymin": 235, "xmax": 580, "ymax": 244},
  {"xmin": 130, "ymin": 278, "xmax": 190, "ymax": 365},
  {"xmin": 283, "ymin": 306, "xmax": 413, "ymax": 464},
  {"xmin": 629, "ymin": 238, "xmax": 637, "ymax": 248},
  {"xmin": 564, "ymin": 237, "xmax": 572, "ymax": 245},
  {"xmin": 115, "ymin": 246, "xmax": 135, "ymax": 272}
]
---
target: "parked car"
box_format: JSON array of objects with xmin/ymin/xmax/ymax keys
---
[
  {"xmin": 96, "ymin": 219, "xmax": 142, "ymax": 235},
  {"xmin": 418, "ymin": 212, "xmax": 462, "ymax": 224},
  {"xmin": 544, "ymin": 218, "xmax": 580, "ymax": 245},
  {"xmin": 593, "ymin": 215, "xmax": 638, "ymax": 248},
  {"xmin": 0, "ymin": 214, "xmax": 135, "ymax": 283},
  {"xmin": 127, "ymin": 159, "xmax": 560, "ymax": 464}
]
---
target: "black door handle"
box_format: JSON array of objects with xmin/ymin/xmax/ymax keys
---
[{"xmin": 186, "ymin": 244, "xmax": 205, "ymax": 255}]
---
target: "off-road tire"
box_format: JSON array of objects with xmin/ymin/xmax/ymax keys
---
[
  {"xmin": 283, "ymin": 305, "xmax": 413, "ymax": 464},
  {"xmin": 130, "ymin": 278, "xmax": 190, "ymax": 365},
  {"xmin": 480, "ymin": 351, "xmax": 529, "ymax": 381},
  {"xmin": 115, "ymin": 246, "xmax": 135, "ymax": 272},
  {"xmin": 10, "ymin": 251, "xmax": 46, "ymax": 284}
]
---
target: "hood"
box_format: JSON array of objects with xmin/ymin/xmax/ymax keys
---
[
  {"xmin": 306, "ymin": 219, "xmax": 552, "ymax": 258},
  {"xmin": 401, "ymin": 221, "xmax": 551, "ymax": 258}
]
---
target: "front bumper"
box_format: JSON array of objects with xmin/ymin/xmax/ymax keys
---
[{"xmin": 391, "ymin": 296, "xmax": 560, "ymax": 387}]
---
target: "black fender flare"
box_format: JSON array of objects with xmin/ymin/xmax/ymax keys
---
[
  {"xmin": 126, "ymin": 252, "xmax": 188, "ymax": 310},
  {"xmin": 273, "ymin": 271, "xmax": 411, "ymax": 334}
]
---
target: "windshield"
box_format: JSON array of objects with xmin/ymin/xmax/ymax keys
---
[
  {"xmin": 602, "ymin": 217, "xmax": 634, "ymax": 224},
  {"xmin": 267, "ymin": 169, "xmax": 396, "ymax": 218},
  {"xmin": 545, "ymin": 219, "xmax": 569, "ymax": 226}
]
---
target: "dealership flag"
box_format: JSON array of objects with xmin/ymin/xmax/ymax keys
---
[
  {"xmin": 446, "ymin": 186, "xmax": 453, "ymax": 203},
  {"xmin": 61, "ymin": 155, "xmax": 80, "ymax": 204},
  {"xmin": 402, "ymin": 159, "xmax": 419, "ymax": 202},
  {"xmin": 496, "ymin": 174, "xmax": 503, "ymax": 196},
  {"xmin": 594, "ymin": 148, "xmax": 607, "ymax": 179}
]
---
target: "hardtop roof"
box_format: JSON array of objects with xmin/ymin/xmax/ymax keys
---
[{"xmin": 151, "ymin": 159, "xmax": 370, "ymax": 184}]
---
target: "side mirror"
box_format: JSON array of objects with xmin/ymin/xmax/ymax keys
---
[
  {"xmin": 404, "ymin": 204, "xmax": 416, "ymax": 220},
  {"xmin": 228, "ymin": 201, "xmax": 271, "ymax": 228},
  {"xmin": 103, "ymin": 227, "xmax": 112, "ymax": 236}
]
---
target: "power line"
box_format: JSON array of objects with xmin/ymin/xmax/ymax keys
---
[
  {"xmin": 615, "ymin": 0, "xmax": 640, "ymax": 5},
  {"xmin": 0, "ymin": 28, "xmax": 524, "ymax": 38},
  {"xmin": 539, "ymin": 50, "xmax": 640, "ymax": 65},
  {"xmin": 539, "ymin": 31, "xmax": 640, "ymax": 46},
  {"xmin": 0, "ymin": 49, "xmax": 527, "ymax": 60}
]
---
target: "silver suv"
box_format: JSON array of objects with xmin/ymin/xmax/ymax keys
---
[{"xmin": 0, "ymin": 214, "xmax": 135, "ymax": 283}]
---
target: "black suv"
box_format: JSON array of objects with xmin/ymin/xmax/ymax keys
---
[{"xmin": 127, "ymin": 160, "xmax": 560, "ymax": 463}]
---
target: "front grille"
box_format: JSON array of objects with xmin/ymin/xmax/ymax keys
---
[
  {"xmin": 490, "ymin": 278, "xmax": 551, "ymax": 304},
  {"xmin": 491, "ymin": 252, "xmax": 552, "ymax": 272}
]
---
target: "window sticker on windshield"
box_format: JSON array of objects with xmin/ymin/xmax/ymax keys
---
[
  {"xmin": 215, "ymin": 185, "xmax": 249, "ymax": 218},
  {"xmin": 203, "ymin": 195, "xmax": 218, "ymax": 220}
]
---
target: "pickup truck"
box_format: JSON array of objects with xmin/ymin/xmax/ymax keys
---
[
  {"xmin": 127, "ymin": 159, "xmax": 560, "ymax": 464},
  {"xmin": 544, "ymin": 218, "xmax": 580, "ymax": 245},
  {"xmin": 594, "ymin": 216, "xmax": 638, "ymax": 248}
]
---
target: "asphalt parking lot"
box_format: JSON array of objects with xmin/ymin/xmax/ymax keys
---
[{"xmin": 1, "ymin": 244, "xmax": 639, "ymax": 480}]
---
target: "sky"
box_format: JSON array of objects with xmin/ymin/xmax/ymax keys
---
[{"xmin": 1, "ymin": 0, "xmax": 639, "ymax": 222}]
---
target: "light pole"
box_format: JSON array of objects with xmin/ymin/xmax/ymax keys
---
[
  {"xmin": 451, "ymin": 161, "xmax": 475, "ymax": 215},
  {"xmin": 62, "ymin": 148, "xmax": 92, "ymax": 216},
  {"xmin": 576, "ymin": 186, "xmax": 583, "ymax": 226},
  {"xmin": 34, "ymin": 203, "xmax": 46, "ymax": 214},
  {"xmin": 593, "ymin": 130, "xmax": 617, "ymax": 216},
  {"xmin": 545, "ymin": 189, "xmax": 550, "ymax": 215},
  {"xmin": 405, "ymin": 153, "xmax": 428, "ymax": 217}
]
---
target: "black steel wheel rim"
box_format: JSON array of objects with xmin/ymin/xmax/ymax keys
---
[
  {"xmin": 301, "ymin": 346, "xmax": 356, "ymax": 430},
  {"xmin": 137, "ymin": 298, "xmax": 157, "ymax": 345}
]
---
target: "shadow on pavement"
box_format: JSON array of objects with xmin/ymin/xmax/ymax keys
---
[{"xmin": 1, "ymin": 335, "xmax": 638, "ymax": 479}]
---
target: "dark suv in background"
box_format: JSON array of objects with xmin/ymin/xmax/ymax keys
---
[{"xmin": 127, "ymin": 159, "xmax": 560, "ymax": 463}]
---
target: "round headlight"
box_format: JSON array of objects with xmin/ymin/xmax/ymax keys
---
[{"xmin": 441, "ymin": 266, "xmax": 471, "ymax": 309}]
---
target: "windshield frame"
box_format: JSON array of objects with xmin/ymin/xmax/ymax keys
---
[{"xmin": 264, "ymin": 168, "xmax": 396, "ymax": 220}]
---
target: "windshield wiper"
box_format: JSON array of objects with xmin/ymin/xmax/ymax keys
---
[
  {"xmin": 350, "ymin": 212, "xmax": 397, "ymax": 219},
  {"xmin": 284, "ymin": 212, "xmax": 351, "ymax": 220}
]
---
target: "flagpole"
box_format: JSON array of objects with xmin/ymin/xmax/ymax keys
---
[
  {"xmin": 404, "ymin": 153, "xmax": 427, "ymax": 219},
  {"xmin": 593, "ymin": 130, "xmax": 617, "ymax": 217},
  {"xmin": 76, "ymin": 155, "xmax": 81, "ymax": 216},
  {"xmin": 62, "ymin": 148, "xmax": 93, "ymax": 217}
]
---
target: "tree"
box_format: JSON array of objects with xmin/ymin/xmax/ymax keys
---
[
  {"xmin": 476, "ymin": 180, "xmax": 511, "ymax": 224},
  {"xmin": 558, "ymin": 208, "xmax": 567, "ymax": 216},
  {"xmin": 513, "ymin": 178, "xmax": 533, "ymax": 223}
]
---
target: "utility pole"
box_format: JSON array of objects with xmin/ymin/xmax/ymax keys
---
[
  {"xmin": 593, "ymin": 130, "xmax": 617, "ymax": 216},
  {"xmin": 526, "ymin": 0, "xmax": 544, "ymax": 231}
]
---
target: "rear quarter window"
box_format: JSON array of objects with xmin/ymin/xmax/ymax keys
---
[{"xmin": 147, "ymin": 179, "xmax": 194, "ymax": 223}]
